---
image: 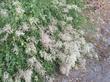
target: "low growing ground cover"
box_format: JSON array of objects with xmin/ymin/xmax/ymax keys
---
[{"xmin": 0, "ymin": 0, "xmax": 97, "ymax": 82}]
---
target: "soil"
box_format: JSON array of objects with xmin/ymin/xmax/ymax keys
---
[{"xmin": 54, "ymin": 0, "xmax": 110, "ymax": 82}]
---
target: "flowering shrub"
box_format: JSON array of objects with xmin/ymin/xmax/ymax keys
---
[{"xmin": 0, "ymin": 0, "xmax": 97, "ymax": 82}]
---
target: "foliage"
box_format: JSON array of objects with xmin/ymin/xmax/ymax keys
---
[{"xmin": 0, "ymin": 0, "xmax": 86, "ymax": 81}]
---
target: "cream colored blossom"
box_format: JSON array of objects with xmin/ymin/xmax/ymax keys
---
[
  {"xmin": 40, "ymin": 51, "xmax": 53, "ymax": 61},
  {"xmin": 15, "ymin": 7, "xmax": 24, "ymax": 15},
  {"xmin": 34, "ymin": 60, "xmax": 46, "ymax": 76},
  {"xmin": 15, "ymin": 30, "xmax": 25, "ymax": 36},
  {"xmin": 67, "ymin": 16, "xmax": 73, "ymax": 21},
  {"xmin": 45, "ymin": 75, "xmax": 55, "ymax": 82},
  {"xmin": 21, "ymin": 22, "xmax": 30, "ymax": 32},
  {"xmin": 34, "ymin": 76, "xmax": 38, "ymax": 82},
  {"xmin": 22, "ymin": 69, "xmax": 33, "ymax": 82},
  {"xmin": 15, "ymin": 69, "xmax": 33, "ymax": 82},
  {"xmin": 59, "ymin": 42, "xmax": 81, "ymax": 75},
  {"xmin": 2, "ymin": 24, "xmax": 13, "ymax": 34},
  {"xmin": 12, "ymin": 44, "xmax": 19, "ymax": 55},
  {"xmin": 55, "ymin": 41, "xmax": 63, "ymax": 48},
  {"xmin": 71, "ymin": 5, "xmax": 81, "ymax": 12},
  {"xmin": 3, "ymin": 72, "xmax": 9, "ymax": 81},
  {"xmin": 63, "ymin": 8, "xmax": 69, "ymax": 13},
  {"xmin": 13, "ymin": 1, "xmax": 21, "ymax": 6},
  {"xmin": 27, "ymin": 36, "xmax": 37, "ymax": 44},
  {"xmin": 0, "ymin": 9, "xmax": 8, "ymax": 17},
  {"xmin": 52, "ymin": 0, "xmax": 59, "ymax": 5},
  {"xmin": 67, "ymin": 4, "xmax": 81, "ymax": 12},
  {"xmin": 0, "ymin": 34, "xmax": 9, "ymax": 42},
  {"xmin": 48, "ymin": 18, "xmax": 58, "ymax": 33},
  {"xmin": 60, "ymin": 33, "xmax": 72, "ymax": 41},
  {"xmin": 13, "ymin": 1, "xmax": 24, "ymax": 15},
  {"xmin": 27, "ymin": 57, "xmax": 36, "ymax": 66},
  {"xmin": 48, "ymin": 25, "xmax": 57, "ymax": 33},
  {"xmin": 29, "ymin": 17, "xmax": 39, "ymax": 25},
  {"xmin": 28, "ymin": 57, "xmax": 45, "ymax": 76},
  {"xmin": 48, "ymin": 23, "xmax": 98, "ymax": 76},
  {"xmin": 25, "ymin": 42, "xmax": 37, "ymax": 55},
  {"xmin": 67, "ymin": 5, "xmax": 73, "ymax": 9},
  {"xmin": 3, "ymin": 72, "xmax": 13, "ymax": 82}
]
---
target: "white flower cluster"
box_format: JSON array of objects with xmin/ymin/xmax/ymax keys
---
[
  {"xmin": 25, "ymin": 42, "xmax": 37, "ymax": 56},
  {"xmin": 0, "ymin": 24, "xmax": 13, "ymax": 42},
  {"xmin": 15, "ymin": 30, "xmax": 25, "ymax": 36},
  {"xmin": 40, "ymin": 23, "xmax": 98, "ymax": 76},
  {"xmin": 55, "ymin": 0, "xmax": 81, "ymax": 13},
  {"xmin": 12, "ymin": 44, "xmax": 19, "ymax": 55},
  {"xmin": 40, "ymin": 50, "xmax": 55, "ymax": 62},
  {"xmin": 29, "ymin": 17, "xmax": 39, "ymax": 25},
  {"xmin": 6, "ymin": 57, "xmax": 46, "ymax": 82},
  {"xmin": 3, "ymin": 72, "xmax": 13, "ymax": 82},
  {"xmin": 2, "ymin": 24, "xmax": 13, "ymax": 34},
  {"xmin": 0, "ymin": 9, "xmax": 8, "ymax": 17},
  {"xmin": 54, "ymin": 0, "xmax": 81, "ymax": 23},
  {"xmin": 28, "ymin": 57, "xmax": 46, "ymax": 76},
  {"xmin": 15, "ymin": 22, "xmax": 30, "ymax": 36},
  {"xmin": 13, "ymin": 1, "xmax": 24, "ymax": 16},
  {"xmin": 14, "ymin": 69, "xmax": 33, "ymax": 82},
  {"xmin": 48, "ymin": 18, "xmax": 58, "ymax": 33},
  {"xmin": 67, "ymin": 4, "xmax": 81, "ymax": 12}
]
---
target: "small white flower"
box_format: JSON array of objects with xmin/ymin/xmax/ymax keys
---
[
  {"xmin": 58, "ymin": 2, "xmax": 64, "ymax": 6},
  {"xmin": 67, "ymin": 5, "xmax": 72, "ymax": 9},
  {"xmin": 29, "ymin": 17, "xmax": 39, "ymax": 25},
  {"xmin": 15, "ymin": 30, "xmax": 25, "ymax": 36},
  {"xmin": 52, "ymin": 0, "xmax": 59, "ymax": 4},
  {"xmin": 2, "ymin": 24, "xmax": 13, "ymax": 33},
  {"xmin": 13, "ymin": 1, "xmax": 21, "ymax": 6},
  {"xmin": 60, "ymin": 33, "xmax": 72, "ymax": 41},
  {"xmin": 21, "ymin": 22, "xmax": 29, "ymax": 31},
  {"xmin": 79, "ymin": 37, "xmax": 86, "ymax": 45},
  {"xmin": 28, "ymin": 57, "xmax": 46, "ymax": 76},
  {"xmin": 25, "ymin": 42, "xmax": 37, "ymax": 55},
  {"xmin": 23, "ymin": 69, "xmax": 33, "ymax": 82},
  {"xmin": 64, "ymin": 24, "xmax": 74, "ymax": 33},
  {"xmin": 48, "ymin": 18, "xmax": 58, "ymax": 33},
  {"xmin": 48, "ymin": 25, "xmax": 57, "ymax": 33},
  {"xmin": 13, "ymin": 1, "xmax": 25, "ymax": 15},
  {"xmin": 61, "ymin": 20, "xmax": 66, "ymax": 25},
  {"xmin": 27, "ymin": 57, "xmax": 36, "ymax": 66},
  {"xmin": 63, "ymin": 8, "xmax": 69, "ymax": 13},
  {"xmin": 40, "ymin": 51, "xmax": 52, "ymax": 61},
  {"xmin": 0, "ymin": 9, "xmax": 8, "ymax": 17},
  {"xmin": 71, "ymin": 5, "xmax": 81, "ymax": 12},
  {"xmin": 67, "ymin": 4, "xmax": 81, "ymax": 12},
  {"xmin": 3, "ymin": 71, "xmax": 9, "ymax": 80},
  {"xmin": 45, "ymin": 75, "xmax": 54, "ymax": 82},
  {"xmin": 0, "ymin": 34, "xmax": 8, "ymax": 42},
  {"xmin": 34, "ymin": 76, "xmax": 38, "ymax": 81},
  {"xmin": 15, "ymin": 7, "xmax": 24, "ymax": 15},
  {"xmin": 79, "ymin": 30, "xmax": 85, "ymax": 35},
  {"xmin": 27, "ymin": 36, "xmax": 37, "ymax": 44},
  {"xmin": 55, "ymin": 41, "xmax": 63, "ymax": 48},
  {"xmin": 13, "ymin": 44, "xmax": 19, "ymax": 55},
  {"xmin": 67, "ymin": 16, "xmax": 73, "ymax": 21}
]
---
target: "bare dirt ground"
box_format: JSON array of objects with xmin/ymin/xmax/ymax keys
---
[{"xmin": 54, "ymin": 0, "xmax": 110, "ymax": 82}]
